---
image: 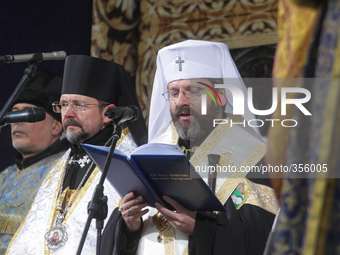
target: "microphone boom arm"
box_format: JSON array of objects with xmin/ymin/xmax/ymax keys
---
[
  {"xmin": 0, "ymin": 60, "xmax": 40, "ymax": 133},
  {"xmin": 0, "ymin": 51, "xmax": 66, "ymax": 63},
  {"xmin": 0, "ymin": 51, "xmax": 66, "ymax": 132}
]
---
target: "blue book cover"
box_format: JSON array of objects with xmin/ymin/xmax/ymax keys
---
[{"xmin": 82, "ymin": 143, "xmax": 226, "ymax": 212}]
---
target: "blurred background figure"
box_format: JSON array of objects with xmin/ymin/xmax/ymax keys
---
[
  {"xmin": 265, "ymin": 0, "xmax": 340, "ymax": 254},
  {"xmin": 0, "ymin": 70, "xmax": 68, "ymax": 254}
]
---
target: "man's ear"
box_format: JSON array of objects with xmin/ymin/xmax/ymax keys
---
[
  {"xmin": 103, "ymin": 104, "xmax": 116, "ymax": 125},
  {"xmin": 218, "ymin": 88, "xmax": 227, "ymax": 107},
  {"xmin": 52, "ymin": 118, "xmax": 63, "ymax": 136}
]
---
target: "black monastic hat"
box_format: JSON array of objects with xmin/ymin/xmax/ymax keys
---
[
  {"xmin": 13, "ymin": 70, "xmax": 63, "ymax": 122},
  {"xmin": 62, "ymin": 55, "xmax": 147, "ymax": 146}
]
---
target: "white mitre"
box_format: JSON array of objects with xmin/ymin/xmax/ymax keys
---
[{"xmin": 148, "ymin": 39, "xmax": 257, "ymax": 142}]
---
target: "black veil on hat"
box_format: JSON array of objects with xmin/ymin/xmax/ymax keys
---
[
  {"xmin": 62, "ymin": 55, "xmax": 147, "ymax": 146},
  {"xmin": 13, "ymin": 70, "xmax": 63, "ymax": 122}
]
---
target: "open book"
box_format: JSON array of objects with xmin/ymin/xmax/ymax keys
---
[{"xmin": 81, "ymin": 143, "xmax": 226, "ymax": 212}]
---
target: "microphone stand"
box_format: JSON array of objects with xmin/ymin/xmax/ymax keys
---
[
  {"xmin": 0, "ymin": 54, "xmax": 43, "ymax": 130},
  {"xmin": 76, "ymin": 122, "xmax": 122, "ymax": 255}
]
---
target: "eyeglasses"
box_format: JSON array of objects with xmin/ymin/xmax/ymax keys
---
[
  {"xmin": 52, "ymin": 101, "xmax": 109, "ymax": 114},
  {"xmin": 162, "ymin": 87, "xmax": 204, "ymax": 101}
]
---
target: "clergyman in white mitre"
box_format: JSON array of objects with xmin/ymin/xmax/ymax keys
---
[
  {"xmin": 113, "ymin": 40, "xmax": 279, "ymax": 255},
  {"xmin": 148, "ymin": 39, "xmax": 259, "ymax": 143}
]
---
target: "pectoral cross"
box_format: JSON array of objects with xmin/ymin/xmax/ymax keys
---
[{"xmin": 175, "ymin": 57, "xmax": 184, "ymax": 71}]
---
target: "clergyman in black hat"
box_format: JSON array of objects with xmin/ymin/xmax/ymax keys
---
[
  {"xmin": 6, "ymin": 55, "xmax": 148, "ymax": 254},
  {"xmin": 0, "ymin": 70, "xmax": 68, "ymax": 253}
]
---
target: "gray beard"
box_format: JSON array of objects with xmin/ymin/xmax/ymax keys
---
[
  {"xmin": 63, "ymin": 119, "xmax": 91, "ymax": 144},
  {"xmin": 172, "ymin": 102, "xmax": 221, "ymax": 141},
  {"xmin": 174, "ymin": 119, "xmax": 206, "ymax": 141},
  {"xmin": 65, "ymin": 129, "xmax": 90, "ymax": 144}
]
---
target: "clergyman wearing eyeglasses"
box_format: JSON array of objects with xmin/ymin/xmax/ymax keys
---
[{"xmin": 6, "ymin": 55, "xmax": 147, "ymax": 255}]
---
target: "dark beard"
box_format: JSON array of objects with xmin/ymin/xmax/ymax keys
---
[{"xmin": 172, "ymin": 103, "xmax": 221, "ymax": 141}]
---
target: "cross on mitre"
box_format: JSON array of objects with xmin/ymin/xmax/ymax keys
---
[{"xmin": 175, "ymin": 56, "xmax": 184, "ymax": 71}]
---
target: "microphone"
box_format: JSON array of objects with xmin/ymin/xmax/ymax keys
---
[
  {"xmin": 104, "ymin": 105, "xmax": 139, "ymax": 125},
  {"xmin": 0, "ymin": 107, "xmax": 46, "ymax": 126},
  {"xmin": 0, "ymin": 51, "xmax": 66, "ymax": 63}
]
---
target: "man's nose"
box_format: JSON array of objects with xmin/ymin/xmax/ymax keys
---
[
  {"xmin": 63, "ymin": 104, "xmax": 75, "ymax": 117},
  {"xmin": 176, "ymin": 91, "xmax": 190, "ymax": 106}
]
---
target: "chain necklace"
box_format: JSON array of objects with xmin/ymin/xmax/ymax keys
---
[{"xmin": 44, "ymin": 157, "xmax": 94, "ymax": 251}]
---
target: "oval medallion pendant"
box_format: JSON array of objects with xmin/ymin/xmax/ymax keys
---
[{"xmin": 45, "ymin": 213, "xmax": 69, "ymax": 251}]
